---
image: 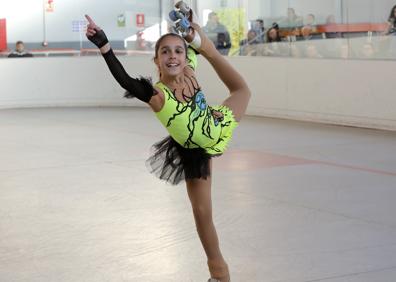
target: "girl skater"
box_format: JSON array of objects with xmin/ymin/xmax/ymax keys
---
[{"xmin": 85, "ymin": 3, "xmax": 250, "ymax": 281}]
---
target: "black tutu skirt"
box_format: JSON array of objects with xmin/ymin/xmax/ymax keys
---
[{"xmin": 146, "ymin": 136, "xmax": 214, "ymax": 185}]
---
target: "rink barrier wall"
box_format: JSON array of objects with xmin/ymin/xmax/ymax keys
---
[{"xmin": 1, "ymin": 54, "xmax": 395, "ymax": 131}]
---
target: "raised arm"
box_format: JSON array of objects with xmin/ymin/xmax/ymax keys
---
[{"xmin": 85, "ymin": 15, "xmax": 155, "ymax": 103}]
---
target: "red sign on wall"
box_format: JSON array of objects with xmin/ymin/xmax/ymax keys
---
[
  {"xmin": 0, "ymin": 19, "xmax": 7, "ymax": 51},
  {"xmin": 46, "ymin": 0, "xmax": 54, "ymax": 12},
  {"xmin": 136, "ymin": 13, "xmax": 145, "ymax": 28}
]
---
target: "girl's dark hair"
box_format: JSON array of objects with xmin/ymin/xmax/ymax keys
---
[
  {"xmin": 267, "ymin": 27, "xmax": 281, "ymax": 42},
  {"xmin": 389, "ymin": 5, "xmax": 396, "ymax": 21},
  {"xmin": 272, "ymin": 22, "xmax": 279, "ymax": 30},
  {"xmin": 154, "ymin": 33, "xmax": 188, "ymax": 59}
]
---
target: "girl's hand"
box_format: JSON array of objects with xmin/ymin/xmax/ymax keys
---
[
  {"xmin": 85, "ymin": 14, "xmax": 109, "ymax": 48},
  {"xmin": 186, "ymin": 22, "xmax": 217, "ymax": 56}
]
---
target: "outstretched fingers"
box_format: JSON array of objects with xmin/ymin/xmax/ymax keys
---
[
  {"xmin": 85, "ymin": 14, "xmax": 101, "ymax": 31},
  {"xmin": 85, "ymin": 15, "xmax": 96, "ymax": 26},
  {"xmin": 85, "ymin": 14, "xmax": 102, "ymax": 38}
]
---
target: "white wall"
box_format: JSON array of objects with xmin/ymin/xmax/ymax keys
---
[
  {"xmin": 0, "ymin": 0, "xmax": 161, "ymax": 43},
  {"xmin": 0, "ymin": 55, "xmax": 155, "ymax": 108},
  {"xmin": 1, "ymin": 51, "xmax": 396, "ymax": 131}
]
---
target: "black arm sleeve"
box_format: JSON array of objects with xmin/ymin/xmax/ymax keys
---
[{"xmin": 102, "ymin": 49, "xmax": 156, "ymax": 103}]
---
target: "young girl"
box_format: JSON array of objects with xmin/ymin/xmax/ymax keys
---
[{"xmin": 85, "ymin": 5, "xmax": 250, "ymax": 281}]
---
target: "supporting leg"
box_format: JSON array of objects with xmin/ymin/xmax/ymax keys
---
[{"xmin": 185, "ymin": 164, "xmax": 230, "ymax": 281}]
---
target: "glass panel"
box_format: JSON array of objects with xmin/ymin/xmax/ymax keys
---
[
  {"xmin": 343, "ymin": 0, "xmax": 396, "ymax": 60},
  {"xmin": 196, "ymin": 0, "xmax": 245, "ymax": 56},
  {"xmin": 1, "ymin": 0, "xmax": 396, "ymax": 60},
  {"xmin": 234, "ymin": 0, "xmax": 396, "ymax": 60},
  {"xmin": 0, "ymin": 0, "xmax": 163, "ymax": 58}
]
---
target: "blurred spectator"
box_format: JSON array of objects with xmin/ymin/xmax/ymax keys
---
[
  {"xmin": 8, "ymin": 41, "xmax": 33, "ymax": 58},
  {"xmin": 252, "ymin": 19, "xmax": 265, "ymax": 43},
  {"xmin": 266, "ymin": 23, "xmax": 282, "ymax": 43},
  {"xmin": 203, "ymin": 12, "xmax": 231, "ymax": 55},
  {"xmin": 239, "ymin": 29, "xmax": 260, "ymax": 56},
  {"xmin": 299, "ymin": 25, "xmax": 322, "ymax": 41},
  {"xmin": 305, "ymin": 14, "xmax": 318, "ymax": 32},
  {"xmin": 383, "ymin": 7, "xmax": 396, "ymax": 57},
  {"xmin": 262, "ymin": 24, "xmax": 287, "ymax": 57},
  {"xmin": 325, "ymin": 15, "xmax": 342, "ymax": 38},
  {"xmin": 305, "ymin": 14, "xmax": 316, "ymax": 26},
  {"xmin": 385, "ymin": 5, "xmax": 396, "ymax": 35},
  {"xmin": 281, "ymin": 8, "xmax": 303, "ymax": 28},
  {"xmin": 300, "ymin": 25, "xmax": 313, "ymax": 40},
  {"xmin": 216, "ymin": 32, "xmax": 232, "ymax": 55},
  {"xmin": 326, "ymin": 14, "xmax": 336, "ymax": 24},
  {"xmin": 240, "ymin": 29, "xmax": 259, "ymax": 45}
]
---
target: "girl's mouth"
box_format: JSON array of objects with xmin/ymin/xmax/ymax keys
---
[{"xmin": 166, "ymin": 63, "xmax": 180, "ymax": 67}]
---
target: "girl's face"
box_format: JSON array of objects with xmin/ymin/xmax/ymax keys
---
[{"xmin": 155, "ymin": 35, "xmax": 187, "ymax": 78}]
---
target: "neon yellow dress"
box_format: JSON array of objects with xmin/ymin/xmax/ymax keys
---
[{"xmin": 154, "ymin": 47, "xmax": 238, "ymax": 156}]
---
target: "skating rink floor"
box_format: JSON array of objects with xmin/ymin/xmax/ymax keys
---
[{"xmin": 1, "ymin": 107, "xmax": 396, "ymax": 282}]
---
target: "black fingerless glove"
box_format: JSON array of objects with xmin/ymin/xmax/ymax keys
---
[{"xmin": 87, "ymin": 29, "xmax": 109, "ymax": 48}]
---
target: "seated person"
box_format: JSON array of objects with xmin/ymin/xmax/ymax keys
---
[
  {"xmin": 240, "ymin": 29, "xmax": 260, "ymax": 45},
  {"xmin": 239, "ymin": 30, "xmax": 260, "ymax": 56},
  {"xmin": 298, "ymin": 25, "xmax": 322, "ymax": 40},
  {"xmin": 266, "ymin": 23, "xmax": 282, "ymax": 43},
  {"xmin": 305, "ymin": 14, "xmax": 318, "ymax": 32},
  {"xmin": 216, "ymin": 32, "xmax": 232, "ymax": 55},
  {"xmin": 252, "ymin": 19, "xmax": 265, "ymax": 43},
  {"xmin": 281, "ymin": 8, "xmax": 303, "ymax": 28},
  {"xmin": 385, "ymin": 5, "xmax": 396, "ymax": 35},
  {"xmin": 203, "ymin": 12, "xmax": 231, "ymax": 55},
  {"xmin": 261, "ymin": 24, "xmax": 288, "ymax": 56},
  {"xmin": 325, "ymin": 15, "xmax": 342, "ymax": 38},
  {"xmin": 8, "ymin": 41, "xmax": 33, "ymax": 58}
]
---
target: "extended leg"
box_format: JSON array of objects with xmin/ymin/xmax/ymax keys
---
[{"xmin": 184, "ymin": 23, "xmax": 251, "ymax": 122}]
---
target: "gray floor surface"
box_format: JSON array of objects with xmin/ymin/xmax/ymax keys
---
[{"xmin": 1, "ymin": 107, "xmax": 396, "ymax": 282}]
